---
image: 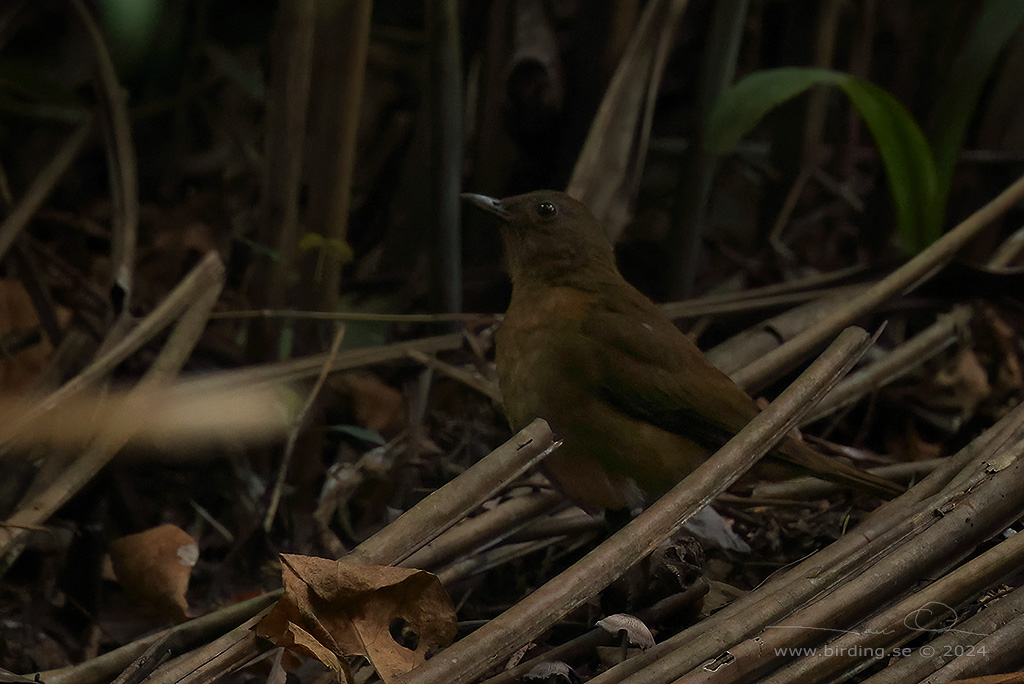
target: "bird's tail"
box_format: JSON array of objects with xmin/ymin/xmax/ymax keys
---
[{"xmin": 774, "ymin": 436, "xmax": 904, "ymax": 497}]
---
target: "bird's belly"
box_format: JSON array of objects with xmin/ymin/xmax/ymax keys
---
[
  {"xmin": 496, "ymin": 330, "xmax": 708, "ymax": 508},
  {"xmin": 547, "ymin": 401, "xmax": 709, "ymax": 508}
]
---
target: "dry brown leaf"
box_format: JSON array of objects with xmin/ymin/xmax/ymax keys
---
[
  {"xmin": 108, "ymin": 524, "xmax": 198, "ymax": 622},
  {"xmin": 885, "ymin": 423, "xmax": 944, "ymax": 463},
  {"xmin": 566, "ymin": 0, "xmax": 689, "ymax": 240},
  {"xmin": 331, "ymin": 371, "xmax": 408, "ymax": 439},
  {"xmin": 919, "ymin": 346, "xmax": 992, "ymax": 421},
  {"xmin": 977, "ymin": 305, "xmax": 1024, "ymax": 403},
  {"xmin": 257, "ymin": 554, "xmax": 457, "ymax": 684}
]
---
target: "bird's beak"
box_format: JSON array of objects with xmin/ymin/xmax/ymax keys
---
[{"xmin": 460, "ymin": 193, "xmax": 510, "ymax": 220}]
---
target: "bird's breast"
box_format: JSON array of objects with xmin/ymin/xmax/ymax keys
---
[{"xmin": 495, "ymin": 286, "xmax": 595, "ymax": 429}]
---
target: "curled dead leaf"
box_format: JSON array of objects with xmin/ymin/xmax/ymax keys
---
[
  {"xmin": 257, "ymin": 554, "xmax": 456, "ymax": 684},
  {"xmin": 331, "ymin": 371, "xmax": 408, "ymax": 439},
  {"xmin": 927, "ymin": 346, "xmax": 992, "ymax": 419},
  {"xmin": 595, "ymin": 614, "xmax": 655, "ymax": 649},
  {"xmin": 524, "ymin": 661, "xmax": 575, "ymax": 682},
  {"xmin": 108, "ymin": 524, "xmax": 198, "ymax": 622}
]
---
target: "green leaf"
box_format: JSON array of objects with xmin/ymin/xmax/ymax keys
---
[
  {"xmin": 837, "ymin": 78, "xmax": 940, "ymax": 251},
  {"xmin": 706, "ymin": 67, "xmax": 941, "ymax": 251},
  {"xmin": 928, "ymin": 0, "xmax": 1024, "ymax": 209},
  {"xmin": 705, "ymin": 67, "xmax": 842, "ymax": 153}
]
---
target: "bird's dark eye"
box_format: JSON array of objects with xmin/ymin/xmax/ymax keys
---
[{"xmin": 537, "ymin": 202, "xmax": 557, "ymax": 218}]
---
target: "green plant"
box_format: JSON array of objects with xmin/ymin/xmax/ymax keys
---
[{"xmin": 705, "ymin": 0, "xmax": 1024, "ymax": 252}]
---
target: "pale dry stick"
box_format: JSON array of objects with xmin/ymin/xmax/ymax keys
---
[
  {"xmin": 659, "ymin": 264, "xmax": 869, "ymax": 320},
  {"xmin": 263, "ymin": 324, "xmax": 346, "ymax": 531},
  {"xmin": 144, "ymin": 282, "xmax": 224, "ymax": 388},
  {"xmin": 401, "ymin": 489, "xmax": 565, "ymax": 570},
  {"xmin": 108, "ymin": 632, "xmax": 178, "ymax": 684},
  {"xmin": 348, "ymin": 418, "xmax": 558, "ymax": 566},
  {"xmin": 988, "ymin": 224, "xmax": 1024, "ymax": 267},
  {"xmin": 56, "ymin": 596, "xmax": 266, "ymax": 684},
  {"xmin": 654, "ymin": 465, "xmax": 1024, "ymax": 684},
  {"xmin": 71, "ymin": 0, "xmax": 138, "ymax": 299},
  {"xmin": 917, "ymin": 612, "xmax": 1024, "ymax": 684},
  {"xmin": 185, "ymin": 332, "xmax": 464, "ymax": 391},
  {"xmin": 812, "ymin": 167, "xmax": 866, "ymax": 212},
  {"xmin": 0, "ymin": 259, "xmax": 226, "ymax": 565},
  {"xmin": 0, "ymin": 251, "xmax": 226, "ymax": 461},
  {"xmin": 483, "ymin": 584, "xmax": 710, "ymax": 684},
  {"xmin": 407, "ymin": 348, "xmax": 502, "ymax": 403},
  {"xmin": 803, "ymin": 304, "xmax": 973, "ymax": 424},
  {"xmin": 211, "ymin": 308, "xmax": 488, "ymax": 323},
  {"xmin": 567, "ymin": 0, "xmax": 690, "ymax": 239},
  {"xmin": 33, "ymin": 420, "xmax": 557, "ymax": 684},
  {"xmin": 0, "ymin": 384, "xmax": 294, "ymax": 452},
  {"xmin": 137, "ymin": 420, "xmax": 560, "ymax": 684},
  {"xmin": 941, "ymin": 413, "xmax": 1024, "ymax": 497},
  {"xmin": 437, "ymin": 538, "xmax": 567, "ymax": 586},
  {"xmin": 11, "ymin": 313, "xmax": 135, "ymax": 507},
  {"xmin": 761, "ymin": 483, "xmax": 1024, "ymax": 684},
  {"xmin": 664, "ymin": 284, "xmax": 861, "ymax": 324},
  {"xmin": 394, "ymin": 327, "xmax": 876, "ymax": 684},
  {"xmin": 588, "ymin": 399, "xmax": 1024, "ymax": 684},
  {"xmin": 860, "ymin": 584, "xmax": 1024, "ymax": 684},
  {"xmin": 706, "ymin": 284, "xmax": 872, "ymax": 376},
  {"xmin": 799, "ymin": 230, "xmax": 1024, "ymax": 427},
  {"xmin": 706, "ymin": 460, "xmax": 1024, "ymax": 684},
  {"xmin": 768, "ymin": 164, "xmax": 816, "ymax": 262},
  {"xmin": 734, "ymin": 172, "xmax": 1024, "ymax": 393},
  {"xmin": 506, "ymin": 505, "xmax": 604, "ymax": 542},
  {"xmin": 142, "ymin": 609, "xmax": 272, "ymax": 684},
  {"xmin": 0, "ymin": 116, "xmax": 94, "ymax": 260},
  {"xmin": 628, "ymin": 426, "xmax": 1024, "ymax": 684},
  {"xmin": 217, "ymin": 275, "xmax": 869, "ymax": 328}
]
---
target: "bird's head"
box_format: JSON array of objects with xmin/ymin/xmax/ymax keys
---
[{"xmin": 462, "ymin": 190, "xmax": 618, "ymax": 288}]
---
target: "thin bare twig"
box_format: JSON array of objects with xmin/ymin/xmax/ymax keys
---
[
  {"xmin": 734, "ymin": 172, "xmax": 1024, "ymax": 392},
  {"xmin": 0, "ymin": 252, "xmax": 226, "ymax": 459},
  {"xmin": 0, "ymin": 253, "xmax": 226, "ymax": 567},
  {"xmin": 348, "ymin": 418, "xmax": 558, "ymax": 566},
  {"xmin": 0, "ymin": 117, "xmax": 94, "ymax": 262},
  {"xmin": 71, "ymin": 0, "xmax": 138, "ymax": 301},
  {"xmin": 264, "ymin": 324, "xmax": 347, "ymax": 531}
]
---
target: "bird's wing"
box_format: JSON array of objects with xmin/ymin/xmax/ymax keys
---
[
  {"xmin": 576, "ymin": 282, "xmax": 903, "ymax": 497},
  {"xmin": 579, "ymin": 282, "xmax": 761, "ymax": 448}
]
